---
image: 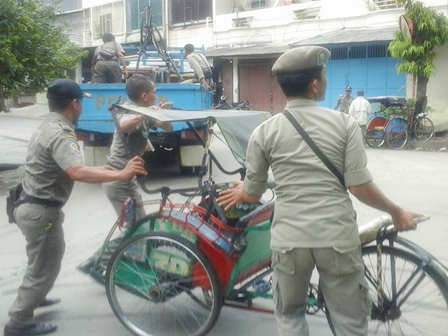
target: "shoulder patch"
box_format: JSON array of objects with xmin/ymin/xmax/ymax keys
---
[{"xmin": 68, "ymin": 140, "xmax": 82, "ymax": 156}]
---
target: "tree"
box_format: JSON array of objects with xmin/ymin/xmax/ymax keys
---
[
  {"xmin": 389, "ymin": 0, "xmax": 448, "ymax": 116},
  {"xmin": 0, "ymin": 0, "xmax": 87, "ymax": 112}
]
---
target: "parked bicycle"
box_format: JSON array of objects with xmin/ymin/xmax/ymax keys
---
[{"xmin": 87, "ymin": 105, "xmax": 448, "ymax": 336}]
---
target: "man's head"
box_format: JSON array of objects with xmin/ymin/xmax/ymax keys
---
[
  {"xmin": 126, "ymin": 75, "xmax": 156, "ymax": 107},
  {"xmin": 47, "ymin": 79, "xmax": 90, "ymax": 124},
  {"xmin": 184, "ymin": 44, "xmax": 195, "ymax": 56},
  {"xmin": 345, "ymin": 86, "xmax": 352, "ymax": 97},
  {"xmin": 103, "ymin": 33, "xmax": 115, "ymax": 43},
  {"xmin": 357, "ymin": 90, "xmax": 364, "ymax": 97},
  {"xmin": 272, "ymin": 46, "xmax": 330, "ymax": 101}
]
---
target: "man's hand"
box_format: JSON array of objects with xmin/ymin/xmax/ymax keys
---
[
  {"xmin": 217, "ymin": 181, "xmax": 244, "ymax": 211},
  {"xmin": 124, "ymin": 69, "xmax": 129, "ymax": 79},
  {"xmin": 391, "ymin": 208, "xmax": 424, "ymax": 232},
  {"xmin": 120, "ymin": 156, "xmax": 147, "ymax": 181},
  {"xmin": 159, "ymin": 102, "xmax": 173, "ymax": 109}
]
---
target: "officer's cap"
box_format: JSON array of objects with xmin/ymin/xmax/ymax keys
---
[
  {"xmin": 272, "ymin": 46, "xmax": 331, "ymax": 74},
  {"xmin": 47, "ymin": 79, "xmax": 90, "ymax": 100},
  {"xmin": 345, "ymin": 86, "xmax": 352, "ymax": 91}
]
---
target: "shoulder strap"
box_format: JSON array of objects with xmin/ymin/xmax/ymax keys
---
[{"xmin": 282, "ymin": 110, "xmax": 346, "ymax": 189}]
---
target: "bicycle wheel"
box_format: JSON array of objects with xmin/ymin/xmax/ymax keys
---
[
  {"xmin": 325, "ymin": 246, "xmax": 448, "ymax": 335},
  {"xmin": 386, "ymin": 125, "xmax": 408, "ymax": 149},
  {"xmin": 363, "ymin": 246, "xmax": 448, "ymax": 335},
  {"xmin": 106, "ymin": 232, "xmax": 222, "ymax": 336},
  {"xmin": 414, "ymin": 117, "xmax": 435, "ymax": 141}
]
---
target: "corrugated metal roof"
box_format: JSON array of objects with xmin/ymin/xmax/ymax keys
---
[
  {"xmin": 291, "ymin": 26, "xmax": 398, "ymax": 46},
  {"xmin": 207, "ymin": 26, "xmax": 399, "ymax": 58}
]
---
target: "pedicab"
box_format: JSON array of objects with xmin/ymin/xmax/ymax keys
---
[{"xmin": 88, "ymin": 104, "xmax": 448, "ymax": 336}]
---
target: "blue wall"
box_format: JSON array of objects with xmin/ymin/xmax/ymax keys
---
[{"xmin": 320, "ymin": 44, "xmax": 406, "ymax": 108}]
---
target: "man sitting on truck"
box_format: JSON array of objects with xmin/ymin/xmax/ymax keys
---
[
  {"xmin": 182, "ymin": 43, "xmax": 213, "ymax": 90},
  {"xmin": 78, "ymin": 75, "xmax": 172, "ymax": 274}
]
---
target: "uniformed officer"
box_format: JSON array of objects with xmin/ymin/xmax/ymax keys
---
[
  {"xmin": 4, "ymin": 79, "xmax": 146, "ymax": 336},
  {"xmin": 334, "ymin": 85, "xmax": 354, "ymax": 114},
  {"xmin": 217, "ymin": 46, "xmax": 422, "ymax": 336},
  {"xmin": 182, "ymin": 44, "xmax": 213, "ymax": 90},
  {"xmin": 77, "ymin": 75, "xmax": 172, "ymax": 274}
]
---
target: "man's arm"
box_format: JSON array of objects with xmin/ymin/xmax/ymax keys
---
[
  {"xmin": 120, "ymin": 115, "xmax": 145, "ymax": 133},
  {"xmin": 349, "ymin": 100, "xmax": 355, "ymax": 116},
  {"xmin": 66, "ymin": 156, "xmax": 146, "ymax": 183},
  {"xmin": 117, "ymin": 52, "xmax": 128, "ymax": 79},
  {"xmin": 349, "ymin": 182, "xmax": 422, "ymax": 231},
  {"xmin": 334, "ymin": 98, "xmax": 341, "ymax": 110}
]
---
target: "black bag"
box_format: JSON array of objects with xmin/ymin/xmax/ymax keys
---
[{"xmin": 6, "ymin": 183, "xmax": 23, "ymax": 224}]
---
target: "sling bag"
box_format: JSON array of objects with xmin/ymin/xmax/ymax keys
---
[{"xmin": 282, "ymin": 109, "xmax": 346, "ymax": 189}]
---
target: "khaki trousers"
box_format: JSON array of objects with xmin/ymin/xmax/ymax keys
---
[
  {"xmin": 8, "ymin": 204, "xmax": 65, "ymax": 328},
  {"xmin": 92, "ymin": 61, "xmax": 122, "ymax": 83},
  {"xmin": 89, "ymin": 178, "xmax": 146, "ymax": 265},
  {"xmin": 272, "ymin": 247, "xmax": 371, "ymax": 336}
]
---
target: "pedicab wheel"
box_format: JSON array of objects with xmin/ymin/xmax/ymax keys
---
[
  {"xmin": 414, "ymin": 116, "xmax": 434, "ymax": 141},
  {"xmin": 365, "ymin": 136, "xmax": 385, "ymax": 148},
  {"xmin": 105, "ymin": 232, "xmax": 222, "ymax": 336},
  {"xmin": 324, "ymin": 246, "xmax": 448, "ymax": 336},
  {"xmin": 386, "ymin": 125, "xmax": 408, "ymax": 150}
]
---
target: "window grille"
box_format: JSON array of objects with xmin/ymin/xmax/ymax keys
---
[
  {"xmin": 330, "ymin": 47, "xmax": 348, "ymax": 60},
  {"xmin": 368, "ymin": 44, "xmax": 387, "ymax": 58},
  {"xmin": 350, "ymin": 46, "xmax": 367, "ymax": 59},
  {"xmin": 171, "ymin": 0, "xmax": 212, "ymax": 26}
]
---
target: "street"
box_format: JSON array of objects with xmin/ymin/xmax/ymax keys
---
[{"xmin": 1, "ymin": 113, "xmax": 448, "ymax": 336}]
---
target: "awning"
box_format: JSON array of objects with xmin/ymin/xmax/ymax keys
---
[
  {"xmin": 207, "ymin": 26, "xmax": 398, "ymax": 58},
  {"xmin": 290, "ymin": 26, "xmax": 398, "ymax": 47}
]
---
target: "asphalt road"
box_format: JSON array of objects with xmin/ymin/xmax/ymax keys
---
[{"xmin": 1, "ymin": 114, "xmax": 448, "ymax": 336}]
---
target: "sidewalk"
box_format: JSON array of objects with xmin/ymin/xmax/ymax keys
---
[{"xmin": 3, "ymin": 103, "xmax": 49, "ymax": 120}]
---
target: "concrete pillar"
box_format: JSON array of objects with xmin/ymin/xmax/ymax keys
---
[{"xmin": 232, "ymin": 58, "xmax": 239, "ymax": 103}]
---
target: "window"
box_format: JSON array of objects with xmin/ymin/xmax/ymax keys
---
[
  {"xmin": 100, "ymin": 13, "xmax": 113, "ymax": 36},
  {"xmin": 368, "ymin": 45, "xmax": 387, "ymax": 58},
  {"xmin": 350, "ymin": 46, "xmax": 366, "ymax": 59},
  {"xmin": 233, "ymin": 17, "xmax": 254, "ymax": 28},
  {"xmin": 373, "ymin": 0, "xmax": 403, "ymax": 10},
  {"xmin": 171, "ymin": 0, "xmax": 212, "ymax": 26},
  {"xmin": 330, "ymin": 47, "xmax": 348, "ymax": 60},
  {"xmin": 293, "ymin": 6, "xmax": 320, "ymax": 20},
  {"xmin": 126, "ymin": 0, "xmax": 163, "ymax": 32},
  {"xmin": 248, "ymin": 0, "xmax": 270, "ymax": 9}
]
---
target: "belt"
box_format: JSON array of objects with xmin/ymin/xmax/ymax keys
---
[{"xmin": 19, "ymin": 193, "xmax": 64, "ymax": 208}]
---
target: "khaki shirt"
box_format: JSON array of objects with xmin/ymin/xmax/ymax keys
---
[
  {"xmin": 107, "ymin": 102, "xmax": 153, "ymax": 170},
  {"xmin": 186, "ymin": 52, "xmax": 212, "ymax": 81},
  {"xmin": 94, "ymin": 41, "xmax": 125, "ymax": 62},
  {"xmin": 22, "ymin": 113, "xmax": 83, "ymax": 204},
  {"xmin": 336, "ymin": 95, "xmax": 354, "ymax": 114},
  {"xmin": 243, "ymin": 99, "xmax": 372, "ymax": 251}
]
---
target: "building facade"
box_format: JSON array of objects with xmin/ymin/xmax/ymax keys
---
[{"xmin": 53, "ymin": 0, "xmax": 448, "ymax": 127}]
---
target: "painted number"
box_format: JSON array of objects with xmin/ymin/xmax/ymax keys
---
[{"xmin": 151, "ymin": 250, "xmax": 190, "ymax": 277}]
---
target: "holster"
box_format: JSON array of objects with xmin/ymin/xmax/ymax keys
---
[{"xmin": 6, "ymin": 183, "xmax": 23, "ymax": 224}]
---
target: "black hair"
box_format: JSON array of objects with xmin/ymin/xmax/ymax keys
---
[
  {"xmin": 357, "ymin": 90, "xmax": 365, "ymax": 96},
  {"xmin": 184, "ymin": 43, "xmax": 195, "ymax": 54},
  {"xmin": 48, "ymin": 99, "xmax": 77, "ymax": 112},
  {"xmin": 103, "ymin": 33, "xmax": 115, "ymax": 43},
  {"xmin": 276, "ymin": 66, "xmax": 323, "ymax": 97},
  {"xmin": 126, "ymin": 75, "xmax": 155, "ymax": 102}
]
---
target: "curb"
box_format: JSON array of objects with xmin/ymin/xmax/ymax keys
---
[{"xmin": 405, "ymin": 140, "xmax": 448, "ymax": 151}]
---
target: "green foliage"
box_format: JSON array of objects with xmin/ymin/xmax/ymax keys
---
[
  {"xmin": 389, "ymin": 1, "xmax": 448, "ymax": 78},
  {"xmin": 0, "ymin": 0, "xmax": 87, "ymax": 99}
]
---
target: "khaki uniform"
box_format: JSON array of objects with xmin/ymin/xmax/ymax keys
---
[
  {"xmin": 92, "ymin": 41, "xmax": 125, "ymax": 83},
  {"xmin": 8, "ymin": 113, "xmax": 83, "ymax": 328},
  {"xmin": 243, "ymin": 99, "xmax": 372, "ymax": 336},
  {"xmin": 184, "ymin": 52, "xmax": 213, "ymax": 85},
  {"xmin": 336, "ymin": 94, "xmax": 354, "ymax": 114},
  {"xmin": 103, "ymin": 102, "xmax": 152, "ymax": 219}
]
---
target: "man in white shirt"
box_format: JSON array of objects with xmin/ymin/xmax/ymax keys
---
[{"xmin": 349, "ymin": 90, "xmax": 371, "ymax": 137}]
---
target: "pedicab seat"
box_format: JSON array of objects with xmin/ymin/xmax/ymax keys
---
[{"xmin": 235, "ymin": 202, "xmax": 275, "ymax": 229}]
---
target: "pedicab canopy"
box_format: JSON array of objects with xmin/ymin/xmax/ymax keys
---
[{"xmin": 113, "ymin": 102, "xmax": 272, "ymax": 167}]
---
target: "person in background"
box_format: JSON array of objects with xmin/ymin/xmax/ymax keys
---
[
  {"xmin": 4, "ymin": 79, "xmax": 146, "ymax": 336},
  {"xmin": 334, "ymin": 85, "xmax": 354, "ymax": 114},
  {"xmin": 183, "ymin": 43, "xmax": 213, "ymax": 90},
  {"xmin": 92, "ymin": 33, "xmax": 128, "ymax": 83},
  {"xmin": 349, "ymin": 90, "xmax": 371, "ymax": 138}
]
